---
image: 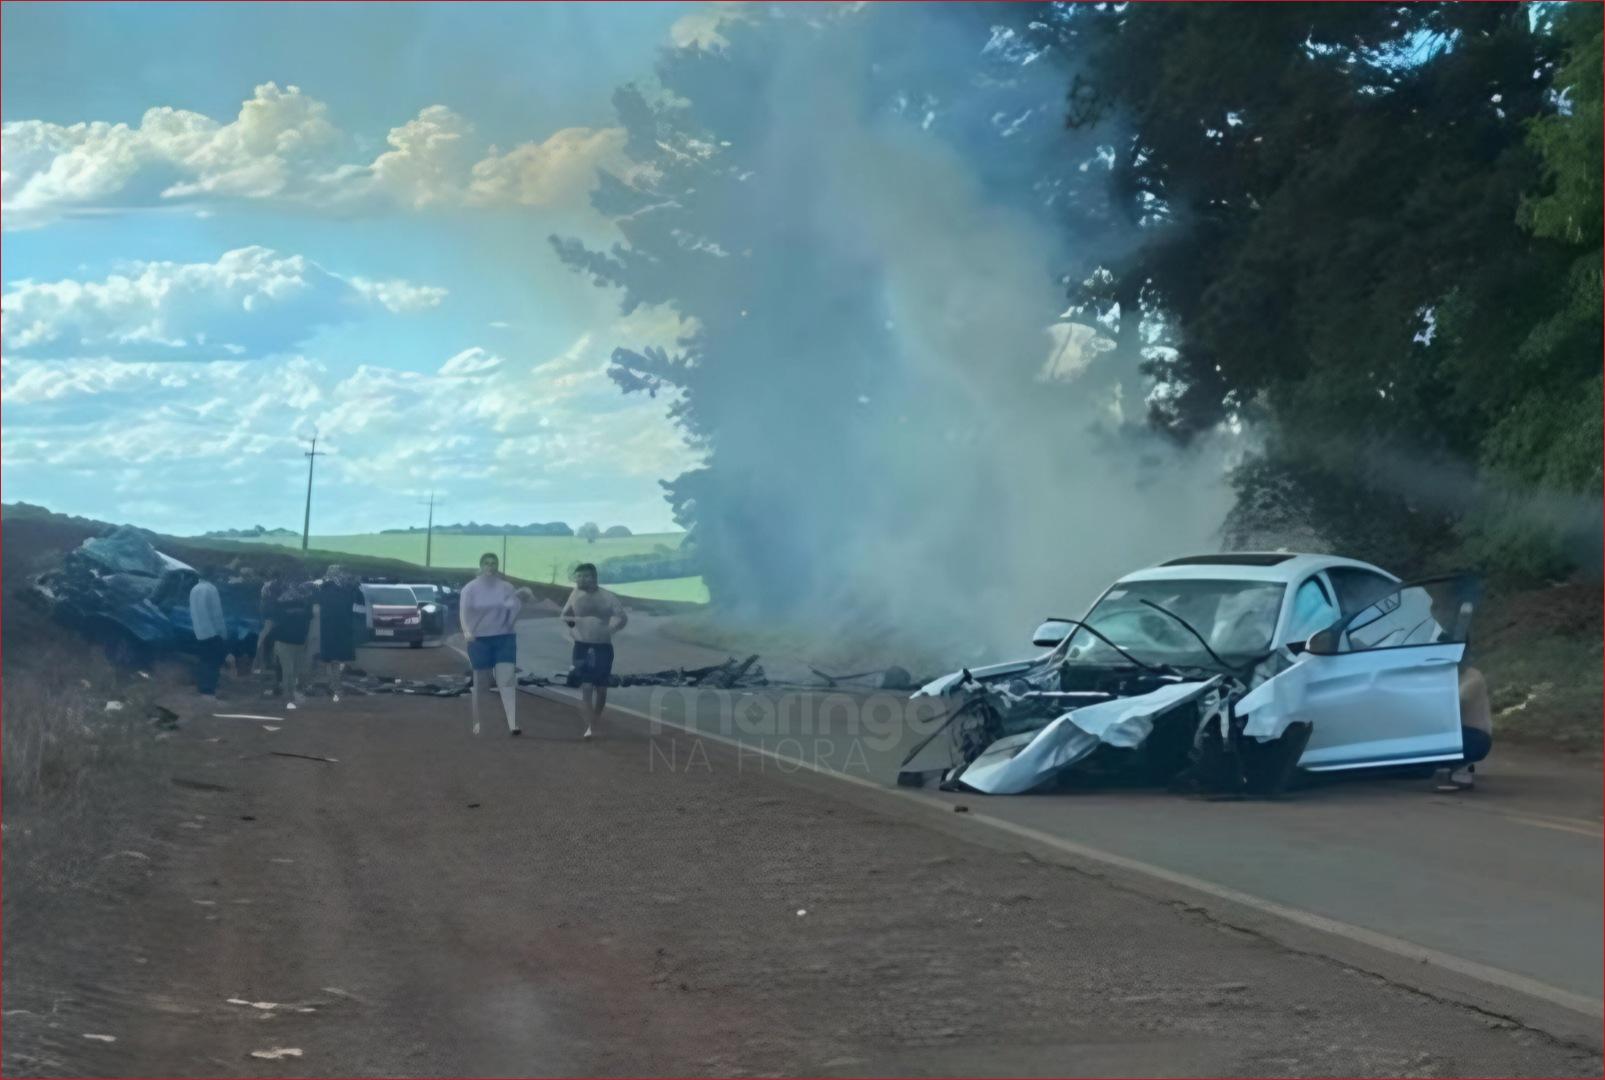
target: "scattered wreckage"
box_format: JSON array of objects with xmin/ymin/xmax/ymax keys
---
[{"xmin": 898, "ymin": 553, "xmax": 1480, "ymax": 797}]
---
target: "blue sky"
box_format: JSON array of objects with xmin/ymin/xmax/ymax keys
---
[{"xmin": 2, "ymin": 2, "xmax": 713, "ymax": 534}]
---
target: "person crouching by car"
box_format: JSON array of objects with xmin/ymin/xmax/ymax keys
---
[{"xmin": 1441, "ymin": 666, "xmax": 1493, "ymax": 791}]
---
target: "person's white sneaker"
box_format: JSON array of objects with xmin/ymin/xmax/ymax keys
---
[
  {"xmin": 471, "ymin": 721, "xmax": 481, "ymax": 736},
  {"xmin": 332, "ymin": 693, "xmax": 341, "ymax": 703},
  {"xmin": 583, "ymin": 727, "xmax": 593, "ymax": 740}
]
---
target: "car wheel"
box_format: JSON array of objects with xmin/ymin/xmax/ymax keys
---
[{"xmin": 409, "ymin": 640, "xmax": 423, "ymax": 649}]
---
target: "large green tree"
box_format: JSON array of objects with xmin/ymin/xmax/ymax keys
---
[
  {"xmin": 1045, "ymin": 2, "xmax": 1601, "ymax": 577},
  {"xmin": 552, "ymin": 7, "xmax": 1126, "ymax": 615}
]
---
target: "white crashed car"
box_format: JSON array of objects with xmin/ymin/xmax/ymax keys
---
[{"xmin": 899, "ymin": 553, "xmax": 1481, "ymax": 796}]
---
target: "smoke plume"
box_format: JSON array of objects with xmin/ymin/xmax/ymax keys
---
[{"xmin": 558, "ymin": 4, "xmax": 1238, "ymax": 661}]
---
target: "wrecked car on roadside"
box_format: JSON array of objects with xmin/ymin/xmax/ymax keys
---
[
  {"xmin": 27, "ymin": 526, "xmax": 263, "ymax": 666},
  {"xmin": 899, "ymin": 553, "xmax": 1481, "ymax": 797}
]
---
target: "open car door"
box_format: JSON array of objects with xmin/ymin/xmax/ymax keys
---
[{"xmin": 1287, "ymin": 575, "xmax": 1478, "ymax": 771}]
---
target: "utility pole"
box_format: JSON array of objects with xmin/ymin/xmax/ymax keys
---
[
  {"xmin": 502, "ymin": 533, "xmax": 509, "ymax": 575},
  {"xmin": 300, "ymin": 432, "xmax": 324, "ymax": 552},
  {"xmin": 417, "ymin": 492, "xmax": 443, "ymax": 567}
]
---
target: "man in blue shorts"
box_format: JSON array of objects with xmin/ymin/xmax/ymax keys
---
[
  {"xmin": 459, "ymin": 552, "xmax": 532, "ymax": 736},
  {"xmin": 561, "ymin": 562, "xmax": 628, "ymax": 739}
]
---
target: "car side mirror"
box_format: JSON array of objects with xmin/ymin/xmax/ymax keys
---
[
  {"xmin": 1306, "ymin": 627, "xmax": 1342, "ymax": 656},
  {"xmin": 1032, "ymin": 619, "xmax": 1074, "ymax": 648}
]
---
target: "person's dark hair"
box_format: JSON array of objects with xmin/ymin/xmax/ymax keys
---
[
  {"xmin": 480, "ymin": 552, "xmax": 498, "ymax": 564},
  {"xmin": 574, "ymin": 562, "xmax": 597, "ymax": 577}
]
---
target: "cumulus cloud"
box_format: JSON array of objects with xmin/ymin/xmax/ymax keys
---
[
  {"xmin": 438, "ymin": 346, "xmax": 503, "ymax": 377},
  {"xmin": 466, "ymin": 127, "xmax": 628, "ymax": 208},
  {"xmin": 669, "ymin": 3, "xmax": 757, "ymax": 50},
  {"xmin": 2, "ymin": 83, "xmax": 627, "ymax": 227},
  {"xmin": 1, "ymin": 246, "xmax": 445, "ymax": 360},
  {"xmin": 1, "ymin": 306, "xmax": 700, "ymax": 532},
  {"xmin": 346, "ymin": 276, "xmax": 449, "ymax": 313},
  {"xmin": 2, "ymin": 84, "xmax": 348, "ymax": 227}
]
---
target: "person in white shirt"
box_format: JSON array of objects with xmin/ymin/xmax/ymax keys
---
[
  {"xmin": 188, "ymin": 573, "xmax": 228, "ymax": 698},
  {"xmin": 459, "ymin": 552, "xmax": 533, "ymax": 736}
]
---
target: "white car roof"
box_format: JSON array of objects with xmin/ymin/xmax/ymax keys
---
[{"xmin": 1116, "ymin": 553, "xmax": 1398, "ymax": 587}]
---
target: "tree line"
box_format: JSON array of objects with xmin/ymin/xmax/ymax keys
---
[{"xmin": 552, "ymin": 3, "xmax": 1601, "ymax": 610}]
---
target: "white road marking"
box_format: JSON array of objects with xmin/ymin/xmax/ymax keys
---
[
  {"xmin": 465, "ymin": 634, "xmax": 1602, "ymax": 1022},
  {"xmin": 1498, "ymin": 812, "xmax": 1603, "ymax": 839},
  {"xmin": 554, "ymin": 686, "xmax": 1604, "ymax": 1021}
]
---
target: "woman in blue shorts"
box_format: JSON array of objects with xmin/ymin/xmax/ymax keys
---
[{"xmin": 458, "ymin": 552, "xmax": 532, "ymax": 736}]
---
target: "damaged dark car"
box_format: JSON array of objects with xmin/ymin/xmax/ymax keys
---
[{"xmin": 26, "ymin": 526, "xmax": 263, "ymax": 667}]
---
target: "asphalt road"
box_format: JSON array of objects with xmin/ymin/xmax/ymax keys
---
[
  {"xmin": 9, "ymin": 641, "xmax": 1598, "ymax": 1077},
  {"xmin": 513, "ymin": 613, "xmax": 1605, "ymax": 1018}
]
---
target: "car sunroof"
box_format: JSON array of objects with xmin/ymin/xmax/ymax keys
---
[{"xmin": 1161, "ymin": 553, "xmax": 1296, "ymax": 567}]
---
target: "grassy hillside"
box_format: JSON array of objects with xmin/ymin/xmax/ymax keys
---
[
  {"xmin": 250, "ymin": 530, "xmax": 686, "ymax": 583},
  {"xmin": 603, "ymin": 576, "xmax": 710, "ymax": 604},
  {"xmin": 1, "ymin": 504, "xmax": 699, "ymax": 613}
]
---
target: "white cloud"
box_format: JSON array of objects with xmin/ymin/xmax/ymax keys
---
[
  {"xmin": 347, "ymin": 275, "xmax": 449, "ymax": 314},
  {"xmin": 1, "ymin": 306, "xmax": 701, "ymax": 532},
  {"xmin": 1037, "ymin": 321, "xmax": 1114, "ymax": 383},
  {"xmin": 2, "ymin": 84, "xmax": 349, "ymax": 227},
  {"xmin": 467, "ymin": 127, "xmax": 627, "ymax": 209},
  {"xmin": 670, "ymin": 4, "xmax": 755, "ymax": 49},
  {"xmin": 3, "ymin": 84, "xmax": 626, "ymax": 227},
  {"xmin": 438, "ymin": 346, "xmax": 503, "ymax": 377},
  {"xmin": 1, "ymin": 246, "xmax": 445, "ymax": 360},
  {"xmin": 366, "ymin": 105, "xmax": 480, "ymax": 210}
]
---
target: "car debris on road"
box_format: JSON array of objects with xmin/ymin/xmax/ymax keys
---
[{"xmin": 900, "ymin": 553, "xmax": 1485, "ymax": 798}]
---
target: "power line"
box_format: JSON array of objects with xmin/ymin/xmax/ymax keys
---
[
  {"xmin": 417, "ymin": 492, "xmax": 444, "ymax": 567},
  {"xmin": 300, "ymin": 432, "xmax": 325, "ymax": 552}
]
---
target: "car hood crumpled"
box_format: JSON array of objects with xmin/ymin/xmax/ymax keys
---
[{"xmin": 956, "ymin": 678, "xmax": 1222, "ymax": 794}]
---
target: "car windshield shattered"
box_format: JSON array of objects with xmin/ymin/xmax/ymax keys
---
[{"xmin": 1065, "ymin": 579, "xmax": 1286, "ymax": 671}]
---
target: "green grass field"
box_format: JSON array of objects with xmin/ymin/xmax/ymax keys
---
[
  {"xmin": 241, "ymin": 530, "xmax": 708, "ymax": 604},
  {"xmin": 604, "ymin": 576, "xmax": 710, "ymax": 604},
  {"xmin": 257, "ymin": 531, "xmax": 683, "ymax": 578}
]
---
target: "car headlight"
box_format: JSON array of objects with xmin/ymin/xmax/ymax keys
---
[{"xmin": 421, "ymin": 604, "xmax": 438, "ymax": 614}]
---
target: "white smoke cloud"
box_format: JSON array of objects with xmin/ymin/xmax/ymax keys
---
[{"xmin": 579, "ymin": 6, "xmax": 1238, "ymax": 656}]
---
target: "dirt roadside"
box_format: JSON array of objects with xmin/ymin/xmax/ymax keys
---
[{"xmin": 3, "ymin": 647, "xmax": 1600, "ymax": 1078}]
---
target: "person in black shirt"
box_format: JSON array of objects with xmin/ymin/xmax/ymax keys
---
[
  {"xmin": 263, "ymin": 582, "xmax": 314, "ymax": 706},
  {"xmin": 315, "ymin": 566, "xmax": 362, "ymax": 702}
]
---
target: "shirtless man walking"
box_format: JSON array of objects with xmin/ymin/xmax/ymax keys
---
[
  {"xmin": 561, "ymin": 562, "xmax": 628, "ymax": 739},
  {"xmin": 459, "ymin": 552, "xmax": 533, "ymax": 736}
]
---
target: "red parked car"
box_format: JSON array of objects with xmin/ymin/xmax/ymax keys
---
[{"xmin": 359, "ymin": 583, "xmax": 427, "ymax": 647}]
